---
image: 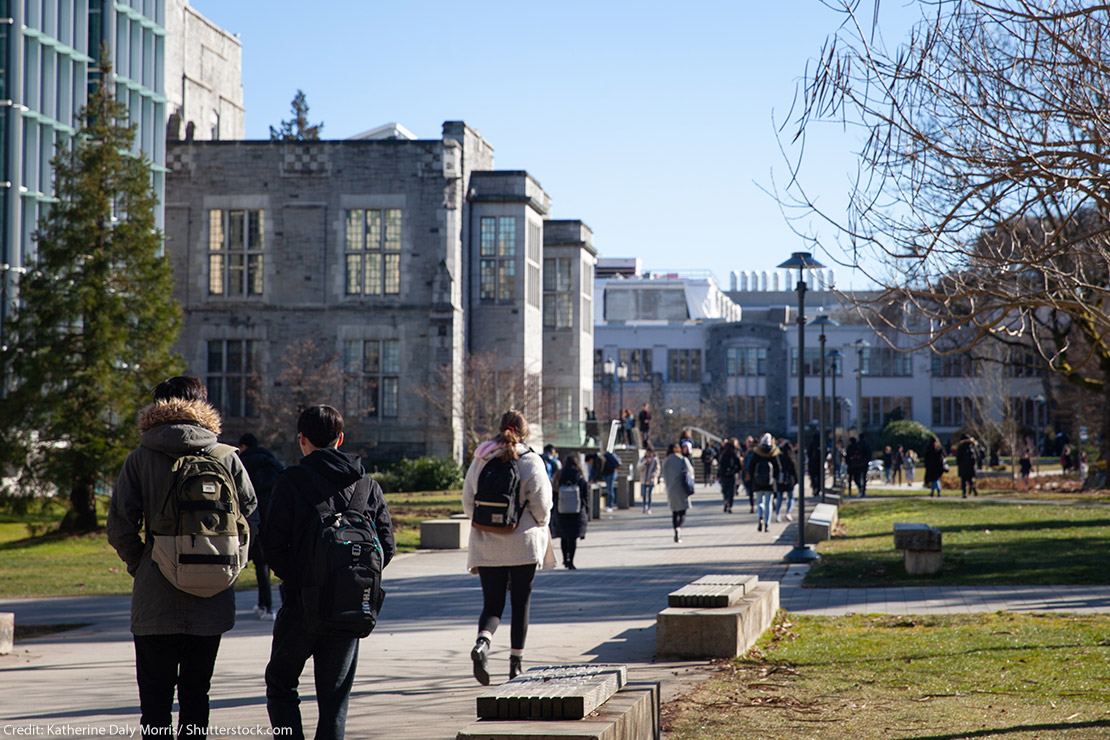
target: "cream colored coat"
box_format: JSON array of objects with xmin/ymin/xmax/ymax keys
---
[{"xmin": 463, "ymin": 442, "xmax": 555, "ymax": 573}]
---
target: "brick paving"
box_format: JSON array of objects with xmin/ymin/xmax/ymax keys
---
[{"xmin": 1, "ymin": 483, "xmax": 1107, "ymax": 738}]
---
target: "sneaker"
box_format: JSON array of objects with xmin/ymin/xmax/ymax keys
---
[
  {"xmin": 774, "ymin": 513, "xmax": 782, "ymax": 523},
  {"xmin": 757, "ymin": 520, "xmax": 763, "ymax": 532},
  {"xmin": 259, "ymin": 609, "xmax": 276, "ymax": 622},
  {"xmin": 253, "ymin": 605, "xmax": 268, "ymax": 619},
  {"xmin": 787, "ymin": 513, "xmax": 795, "ymax": 522},
  {"xmin": 646, "ymin": 508, "xmax": 652, "ymax": 515},
  {"xmin": 605, "ymin": 506, "xmax": 613, "ymax": 513}
]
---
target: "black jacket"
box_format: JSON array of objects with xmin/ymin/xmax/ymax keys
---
[
  {"xmin": 239, "ymin": 444, "xmax": 284, "ymax": 520},
  {"xmin": 550, "ymin": 467, "xmax": 589, "ymax": 540},
  {"xmin": 262, "ymin": 447, "xmax": 396, "ymax": 593}
]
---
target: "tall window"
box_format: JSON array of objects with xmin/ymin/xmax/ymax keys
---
[
  {"xmin": 345, "ymin": 209, "xmax": 401, "ymax": 296},
  {"xmin": 582, "ymin": 262, "xmax": 593, "ymax": 335},
  {"xmin": 207, "ymin": 340, "xmax": 259, "ymax": 418},
  {"xmin": 618, "ymin": 348, "xmax": 653, "ymax": 382},
  {"xmin": 1008, "ymin": 350, "xmax": 1047, "ymax": 378},
  {"xmin": 931, "ymin": 352, "xmax": 978, "ymax": 377},
  {"xmin": 668, "ymin": 349, "xmax": 702, "ymax": 383},
  {"xmin": 861, "ymin": 347, "xmax": 913, "ymax": 377},
  {"xmin": 860, "ymin": 396, "xmax": 913, "ymax": 426},
  {"xmin": 932, "ymin": 396, "xmax": 979, "ymax": 427},
  {"xmin": 727, "ymin": 396, "xmax": 767, "ymax": 425},
  {"xmin": 791, "ymin": 348, "xmax": 842, "ymax": 376},
  {"xmin": 208, "ymin": 209, "xmax": 264, "ymax": 296},
  {"xmin": 527, "ymin": 221, "xmax": 541, "ymax": 309},
  {"xmin": 543, "ymin": 257, "xmax": 573, "ymax": 329},
  {"xmin": 480, "ymin": 216, "xmax": 516, "ymax": 302},
  {"xmin": 727, "ymin": 347, "xmax": 767, "ymax": 376},
  {"xmin": 343, "ymin": 339, "xmax": 400, "ymax": 418}
]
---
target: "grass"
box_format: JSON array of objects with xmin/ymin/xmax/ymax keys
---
[
  {"xmin": 805, "ymin": 498, "xmax": 1110, "ymax": 587},
  {"xmin": 664, "ymin": 611, "xmax": 1110, "ymax": 740},
  {"xmin": 0, "ymin": 489, "xmax": 463, "ymax": 598}
]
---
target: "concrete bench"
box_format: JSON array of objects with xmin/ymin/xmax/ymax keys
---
[
  {"xmin": 894, "ymin": 522, "xmax": 943, "ymax": 575},
  {"xmin": 419, "ymin": 515, "xmax": 469, "ymax": 549},
  {"xmin": 0, "ymin": 612, "xmax": 12, "ymax": 655},
  {"xmin": 804, "ymin": 502, "xmax": 838, "ymax": 542},
  {"xmin": 475, "ymin": 664, "xmax": 626, "ymax": 721},
  {"xmin": 458, "ymin": 682, "xmax": 659, "ymax": 740},
  {"xmin": 657, "ymin": 577, "xmax": 779, "ymax": 660},
  {"xmin": 667, "ymin": 574, "xmax": 758, "ymax": 608}
]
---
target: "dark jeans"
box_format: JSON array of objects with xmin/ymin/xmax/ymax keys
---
[
  {"xmin": 133, "ymin": 633, "xmax": 221, "ymax": 739},
  {"xmin": 853, "ymin": 469, "xmax": 868, "ymax": 496},
  {"xmin": 253, "ymin": 555, "xmax": 272, "ymax": 611},
  {"xmin": 721, "ymin": 477, "xmax": 737, "ymax": 509},
  {"xmin": 478, "ymin": 564, "xmax": 537, "ymax": 651},
  {"xmin": 266, "ymin": 593, "xmax": 360, "ymax": 740}
]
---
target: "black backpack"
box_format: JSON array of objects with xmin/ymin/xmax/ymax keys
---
[
  {"xmin": 751, "ymin": 455, "xmax": 776, "ymax": 491},
  {"xmin": 719, "ymin": 452, "xmax": 740, "ymax": 479},
  {"xmin": 288, "ymin": 467, "xmax": 386, "ymax": 638},
  {"xmin": 471, "ymin": 451, "xmax": 532, "ymax": 532},
  {"xmin": 602, "ymin": 451, "xmax": 621, "ymax": 476}
]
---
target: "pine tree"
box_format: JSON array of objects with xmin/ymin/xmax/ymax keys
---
[
  {"xmin": 269, "ymin": 90, "xmax": 324, "ymax": 141},
  {"xmin": 0, "ymin": 61, "xmax": 183, "ymax": 532}
]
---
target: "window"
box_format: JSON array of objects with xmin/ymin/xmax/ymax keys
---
[
  {"xmin": 618, "ymin": 349, "xmax": 653, "ymax": 382},
  {"xmin": 860, "ymin": 396, "xmax": 913, "ymax": 427},
  {"xmin": 479, "ymin": 216, "xmax": 516, "ymax": 302},
  {"xmin": 861, "ymin": 347, "xmax": 913, "ymax": 377},
  {"xmin": 931, "ymin": 352, "xmax": 978, "ymax": 377},
  {"xmin": 1009, "ymin": 397, "xmax": 1040, "ymax": 426},
  {"xmin": 727, "ymin": 396, "xmax": 767, "ymax": 425},
  {"xmin": 345, "ymin": 209, "xmax": 401, "ymax": 296},
  {"xmin": 207, "ymin": 340, "xmax": 259, "ymax": 418},
  {"xmin": 527, "ymin": 221, "xmax": 541, "ymax": 309},
  {"xmin": 582, "ymin": 263, "xmax": 593, "ymax": 335},
  {"xmin": 668, "ymin": 349, "xmax": 702, "ymax": 383},
  {"xmin": 544, "ymin": 387, "xmax": 577, "ymax": 423},
  {"xmin": 791, "ymin": 396, "xmax": 837, "ymax": 426},
  {"xmin": 594, "ymin": 349, "xmax": 605, "ymax": 380},
  {"xmin": 208, "ymin": 209, "xmax": 264, "ymax": 296},
  {"xmin": 932, "ymin": 396, "xmax": 979, "ymax": 427},
  {"xmin": 727, "ymin": 347, "xmax": 767, "ymax": 376},
  {"xmin": 543, "ymin": 257, "xmax": 573, "ymax": 329},
  {"xmin": 790, "ymin": 348, "xmax": 842, "ymax": 376},
  {"xmin": 1008, "ymin": 350, "xmax": 1047, "ymax": 378},
  {"xmin": 343, "ymin": 339, "xmax": 400, "ymax": 418}
]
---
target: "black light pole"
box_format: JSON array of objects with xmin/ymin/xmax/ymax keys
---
[
  {"xmin": 781, "ymin": 251, "xmax": 824, "ymax": 564},
  {"xmin": 828, "ymin": 348, "xmax": 844, "ymax": 488},
  {"xmin": 1032, "ymin": 394, "xmax": 1045, "ymax": 475},
  {"xmin": 853, "ymin": 339, "xmax": 870, "ymax": 438},
  {"xmin": 617, "ymin": 361, "xmax": 628, "ymax": 422},
  {"xmin": 603, "ymin": 356, "xmax": 616, "ymax": 426},
  {"xmin": 809, "ymin": 315, "xmax": 838, "ymax": 499}
]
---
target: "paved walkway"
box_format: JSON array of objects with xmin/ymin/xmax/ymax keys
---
[{"xmin": 1, "ymin": 484, "xmax": 1107, "ymax": 739}]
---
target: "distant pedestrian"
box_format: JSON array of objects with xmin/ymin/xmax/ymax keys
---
[
  {"xmin": 637, "ymin": 447, "xmax": 660, "ymax": 514},
  {"xmin": 1019, "ymin": 448, "xmax": 1033, "ymax": 488},
  {"xmin": 637, "ymin": 403, "xmax": 652, "ymax": 449},
  {"xmin": 679, "ymin": 429, "xmax": 694, "ymax": 457},
  {"xmin": 463, "ymin": 409, "xmax": 554, "ymax": 684},
  {"xmin": 923, "ymin": 436, "xmax": 946, "ymax": 497},
  {"xmin": 662, "ymin": 443, "xmax": 695, "ymax": 543},
  {"xmin": 807, "ymin": 434, "xmax": 822, "ymax": 495},
  {"xmin": 701, "ymin": 444, "xmax": 716, "ymax": 485},
  {"xmin": 716, "ymin": 439, "xmax": 742, "ymax": 513},
  {"xmin": 620, "ymin": 409, "xmax": 635, "ymax": 446},
  {"xmin": 599, "ymin": 448, "xmax": 621, "ymax": 512},
  {"xmin": 775, "ymin": 439, "xmax": 798, "ymax": 523},
  {"xmin": 891, "ymin": 445, "xmax": 905, "ymax": 485},
  {"xmin": 583, "ymin": 408, "xmax": 598, "ymax": 447},
  {"xmin": 550, "ymin": 455, "xmax": 589, "ymax": 570},
  {"xmin": 238, "ymin": 432, "xmax": 285, "ymax": 621},
  {"xmin": 903, "ymin": 448, "xmax": 917, "ymax": 484},
  {"xmin": 541, "ymin": 444, "xmax": 562, "ymax": 481},
  {"xmin": 746, "ymin": 433, "xmax": 781, "ymax": 533},
  {"xmin": 740, "ymin": 435, "xmax": 756, "ymax": 512},
  {"xmin": 881, "ymin": 445, "xmax": 894, "ymax": 484},
  {"xmin": 956, "ymin": 433, "xmax": 979, "ymax": 498}
]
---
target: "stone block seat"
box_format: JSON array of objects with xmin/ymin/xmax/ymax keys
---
[
  {"xmin": 0, "ymin": 612, "xmax": 12, "ymax": 655},
  {"xmin": 657, "ymin": 575, "xmax": 779, "ymax": 660},
  {"xmin": 419, "ymin": 514, "xmax": 470, "ymax": 550},
  {"xmin": 804, "ymin": 502, "xmax": 838, "ymax": 542},
  {"xmin": 894, "ymin": 522, "xmax": 943, "ymax": 575}
]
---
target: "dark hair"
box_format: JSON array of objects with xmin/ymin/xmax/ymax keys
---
[
  {"xmin": 543, "ymin": 444, "xmax": 556, "ymax": 453},
  {"xmin": 298, "ymin": 405, "xmax": 344, "ymax": 448},
  {"xmin": 554, "ymin": 455, "xmax": 582, "ymax": 487},
  {"xmin": 153, "ymin": 376, "xmax": 207, "ymax": 403},
  {"xmin": 667, "ymin": 443, "xmax": 681, "ymax": 456},
  {"xmin": 494, "ymin": 409, "xmax": 529, "ymax": 460},
  {"xmin": 239, "ymin": 432, "xmax": 259, "ymax": 448}
]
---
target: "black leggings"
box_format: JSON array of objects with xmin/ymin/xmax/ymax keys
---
[
  {"xmin": 672, "ymin": 510, "xmax": 686, "ymax": 529},
  {"xmin": 478, "ymin": 564, "xmax": 537, "ymax": 651},
  {"xmin": 560, "ymin": 536, "xmax": 577, "ymax": 563}
]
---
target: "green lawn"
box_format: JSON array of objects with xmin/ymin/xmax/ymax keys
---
[
  {"xmin": 806, "ymin": 498, "xmax": 1110, "ymax": 587},
  {"xmin": 665, "ymin": 611, "xmax": 1110, "ymax": 740}
]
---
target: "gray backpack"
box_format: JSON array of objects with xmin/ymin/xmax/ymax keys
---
[
  {"xmin": 150, "ymin": 444, "xmax": 249, "ymax": 597},
  {"xmin": 557, "ymin": 483, "xmax": 581, "ymax": 515}
]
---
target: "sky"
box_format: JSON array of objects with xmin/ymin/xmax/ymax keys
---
[{"xmin": 189, "ymin": 0, "xmax": 921, "ymax": 291}]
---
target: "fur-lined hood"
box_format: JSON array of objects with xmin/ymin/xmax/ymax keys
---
[{"xmin": 138, "ymin": 398, "xmax": 222, "ymax": 435}]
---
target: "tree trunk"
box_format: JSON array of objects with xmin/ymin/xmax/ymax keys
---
[{"xmin": 65, "ymin": 477, "xmax": 99, "ymax": 533}]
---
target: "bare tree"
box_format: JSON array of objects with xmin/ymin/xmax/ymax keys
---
[
  {"xmin": 252, "ymin": 338, "xmax": 343, "ymax": 461},
  {"xmin": 780, "ymin": 0, "xmax": 1110, "ymax": 464}
]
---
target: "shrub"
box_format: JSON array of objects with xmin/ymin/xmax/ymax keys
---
[
  {"xmin": 370, "ymin": 456, "xmax": 464, "ymax": 493},
  {"xmin": 881, "ymin": 420, "xmax": 937, "ymax": 456}
]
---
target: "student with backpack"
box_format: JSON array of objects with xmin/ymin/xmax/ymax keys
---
[
  {"xmin": 637, "ymin": 446, "xmax": 660, "ymax": 514},
  {"xmin": 463, "ymin": 410, "xmax": 554, "ymax": 685},
  {"xmin": 238, "ymin": 432, "xmax": 284, "ymax": 621},
  {"xmin": 549, "ymin": 455, "xmax": 590, "ymax": 569},
  {"xmin": 716, "ymin": 440, "xmax": 742, "ymax": 513},
  {"xmin": 600, "ymin": 448, "xmax": 621, "ymax": 512},
  {"xmin": 107, "ymin": 376, "xmax": 258, "ymax": 738},
  {"xmin": 261, "ymin": 404, "xmax": 395, "ymax": 740},
  {"xmin": 662, "ymin": 443, "xmax": 696, "ymax": 543},
  {"xmin": 746, "ymin": 433, "xmax": 782, "ymax": 533}
]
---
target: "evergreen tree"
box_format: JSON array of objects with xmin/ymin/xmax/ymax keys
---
[
  {"xmin": 0, "ymin": 61, "xmax": 183, "ymax": 532},
  {"xmin": 269, "ymin": 90, "xmax": 324, "ymax": 141}
]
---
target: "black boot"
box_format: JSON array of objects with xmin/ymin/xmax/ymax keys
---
[
  {"xmin": 471, "ymin": 637, "xmax": 491, "ymax": 686},
  {"xmin": 509, "ymin": 655, "xmax": 523, "ymax": 680}
]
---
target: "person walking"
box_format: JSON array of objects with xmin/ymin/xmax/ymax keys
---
[
  {"xmin": 923, "ymin": 436, "xmax": 946, "ymax": 497},
  {"xmin": 807, "ymin": 434, "xmax": 822, "ymax": 495},
  {"xmin": 746, "ymin": 433, "xmax": 781, "ymax": 533},
  {"xmin": 774, "ymin": 439, "xmax": 798, "ymax": 523},
  {"xmin": 716, "ymin": 439, "xmax": 742, "ymax": 513},
  {"xmin": 853, "ymin": 433, "xmax": 873, "ymax": 497},
  {"xmin": 238, "ymin": 432, "xmax": 284, "ymax": 621},
  {"xmin": 1019, "ymin": 448, "xmax": 1033, "ymax": 489},
  {"xmin": 679, "ymin": 429, "xmax": 694, "ymax": 457},
  {"xmin": 637, "ymin": 447, "xmax": 660, "ymax": 514},
  {"xmin": 881, "ymin": 445, "xmax": 894, "ymax": 484},
  {"xmin": 464, "ymin": 410, "xmax": 554, "ymax": 685},
  {"xmin": 740, "ymin": 435, "xmax": 757, "ymax": 512},
  {"xmin": 701, "ymin": 443, "xmax": 716, "ymax": 485},
  {"xmin": 637, "ymin": 403, "xmax": 652, "ymax": 449},
  {"xmin": 845, "ymin": 436, "xmax": 859, "ymax": 497},
  {"xmin": 599, "ymin": 448, "xmax": 621, "ymax": 512},
  {"xmin": 541, "ymin": 444, "xmax": 561, "ymax": 481},
  {"xmin": 891, "ymin": 445, "xmax": 905, "ymax": 485},
  {"xmin": 903, "ymin": 447, "xmax": 917, "ymax": 484},
  {"xmin": 261, "ymin": 404, "xmax": 396, "ymax": 740},
  {"xmin": 956, "ymin": 434, "xmax": 979, "ymax": 498},
  {"xmin": 107, "ymin": 376, "xmax": 258, "ymax": 739},
  {"xmin": 550, "ymin": 455, "xmax": 590, "ymax": 569},
  {"xmin": 620, "ymin": 409, "xmax": 636, "ymax": 447},
  {"xmin": 661, "ymin": 443, "xmax": 695, "ymax": 543}
]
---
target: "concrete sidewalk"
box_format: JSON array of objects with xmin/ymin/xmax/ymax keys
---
[{"xmin": 1, "ymin": 484, "xmax": 1107, "ymax": 739}]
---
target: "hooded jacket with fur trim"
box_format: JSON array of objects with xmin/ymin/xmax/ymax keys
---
[{"xmin": 106, "ymin": 398, "xmax": 257, "ymax": 636}]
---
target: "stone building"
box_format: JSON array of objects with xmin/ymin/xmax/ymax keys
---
[{"xmin": 164, "ymin": 121, "xmax": 595, "ymax": 462}]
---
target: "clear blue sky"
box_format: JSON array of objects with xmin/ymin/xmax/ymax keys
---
[{"xmin": 190, "ymin": 1, "xmax": 917, "ymax": 290}]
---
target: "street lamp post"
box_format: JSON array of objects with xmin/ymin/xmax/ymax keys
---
[
  {"xmin": 616, "ymin": 361, "xmax": 628, "ymax": 443},
  {"xmin": 828, "ymin": 348, "xmax": 844, "ymax": 491},
  {"xmin": 603, "ymin": 356, "xmax": 616, "ymax": 425},
  {"xmin": 809, "ymin": 315, "xmax": 838, "ymax": 499},
  {"xmin": 1032, "ymin": 394, "xmax": 1045, "ymax": 475},
  {"xmin": 852, "ymin": 339, "xmax": 870, "ymax": 439},
  {"xmin": 779, "ymin": 251, "xmax": 824, "ymax": 564}
]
